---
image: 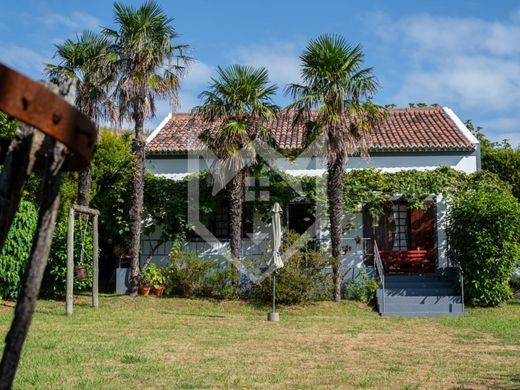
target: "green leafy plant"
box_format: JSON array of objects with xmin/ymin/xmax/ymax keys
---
[
  {"xmin": 248, "ymin": 231, "xmax": 333, "ymax": 304},
  {"xmin": 447, "ymin": 187, "xmax": 520, "ymax": 306},
  {"xmin": 163, "ymin": 250, "xmax": 235, "ymax": 299},
  {"xmin": 344, "ymin": 268, "xmax": 378, "ymax": 303},
  {"xmin": 139, "ymin": 263, "xmax": 164, "ymax": 288},
  {"xmin": 0, "ymin": 200, "xmax": 38, "ymax": 300}
]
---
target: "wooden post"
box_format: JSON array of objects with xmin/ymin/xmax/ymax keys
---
[
  {"xmin": 92, "ymin": 214, "xmax": 99, "ymax": 308},
  {"xmin": 0, "ymin": 139, "xmax": 68, "ymax": 389},
  {"xmin": 0, "ymin": 80, "xmax": 74, "ymax": 390},
  {"xmin": 66, "ymin": 207, "xmax": 75, "ymax": 315}
]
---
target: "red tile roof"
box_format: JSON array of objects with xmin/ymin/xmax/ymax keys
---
[{"xmin": 146, "ymin": 107, "xmax": 475, "ymax": 154}]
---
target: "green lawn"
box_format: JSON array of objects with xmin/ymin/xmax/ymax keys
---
[{"xmin": 1, "ymin": 296, "xmax": 519, "ymax": 389}]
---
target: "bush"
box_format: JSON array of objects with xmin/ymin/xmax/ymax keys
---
[
  {"xmin": 0, "ymin": 200, "xmax": 38, "ymax": 300},
  {"xmin": 248, "ymin": 231, "xmax": 333, "ymax": 304},
  {"xmin": 447, "ymin": 188, "xmax": 520, "ymax": 306},
  {"xmin": 164, "ymin": 250, "xmax": 235, "ymax": 299},
  {"xmin": 344, "ymin": 269, "xmax": 378, "ymax": 303}
]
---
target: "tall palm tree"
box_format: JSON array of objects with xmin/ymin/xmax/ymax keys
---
[
  {"xmin": 286, "ymin": 34, "xmax": 384, "ymax": 301},
  {"xmin": 193, "ymin": 65, "xmax": 278, "ymax": 287},
  {"xmin": 103, "ymin": 1, "xmax": 190, "ymax": 295},
  {"xmin": 46, "ymin": 31, "xmax": 115, "ymax": 206}
]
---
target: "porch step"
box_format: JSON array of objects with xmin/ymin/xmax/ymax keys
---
[
  {"xmin": 379, "ymin": 295, "xmax": 462, "ymax": 305},
  {"xmin": 376, "ymin": 274, "xmax": 464, "ymax": 317},
  {"xmin": 379, "ymin": 287, "xmax": 455, "ymax": 296},
  {"xmin": 379, "ymin": 302, "xmax": 463, "ymax": 314}
]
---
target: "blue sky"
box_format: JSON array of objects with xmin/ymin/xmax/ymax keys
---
[{"xmin": 1, "ymin": 1, "xmax": 519, "ymax": 144}]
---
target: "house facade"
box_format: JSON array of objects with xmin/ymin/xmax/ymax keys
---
[{"xmin": 143, "ymin": 106, "xmax": 480, "ymax": 281}]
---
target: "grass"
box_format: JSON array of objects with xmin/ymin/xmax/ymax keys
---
[{"xmin": 1, "ymin": 296, "xmax": 519, "ymax": 389}]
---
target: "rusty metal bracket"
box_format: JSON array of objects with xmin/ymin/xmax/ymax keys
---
[{"xmin": 0, "ymin": 63, "xmax": 97, "ymax": 170}]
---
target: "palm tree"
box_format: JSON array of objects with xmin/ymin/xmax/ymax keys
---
[
  {"xmin": 286, "ymin": 34, "xmax": 384, "ymax": 301},
  {"xmin": 103, "ymin": 1, "xmax": 190, "ymax": 295},
  {"xmin": 46, "ymin": 31, "xmax": 115, "ymax": 206},
  {"xmin": 193, "ymin": 65, "xmax": 278, "ymax": 287}
]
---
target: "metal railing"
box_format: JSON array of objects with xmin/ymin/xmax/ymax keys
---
[
  {"xmin": 373, "ymin": 241, "xmax": 385, "ymax": 314},
  {"xmin": 455, "ymin": 264, "xmax": 465, "ymax": 314}
]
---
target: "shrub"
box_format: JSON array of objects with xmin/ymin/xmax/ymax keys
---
[
  {"xmin": 344, "ymin": 268, "xmax": 378, "ymax": 303},
  {"xmin": 0, "ymin": 200, "xmax": 38, "ymax": 300},
  {"xmin": 447, "ymin": 188, "xmax": 520, "ymax": 306},
  {"xmin": 164, "ymin": 250, "xmax": 235, "ymax": 299},
  {"xmin": 248, "ymin": 231, "xmax": 333, "ymax": 304}
]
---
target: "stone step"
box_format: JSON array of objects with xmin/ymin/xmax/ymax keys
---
[
  {"xmin": 378, "ymin": 302, "xmax": 464, "ymax": 314},
  {"xmin": 378, "ymin": 295, "xmax": 462, "ymax": 305},
  {"xmin": 378, "ymin": 287, "xmax": 455, "ymax": 296},
  {"xmin": 384, "ymin": 280, "xmax": 454, "ymax": 289},
  {"xmin": 381, "ymin": 311, "xmax": 464, "ymax": 317}
]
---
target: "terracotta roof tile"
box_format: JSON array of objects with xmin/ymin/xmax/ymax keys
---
[{"xmin": 146, "ymin": 107, "xmax": 475, "ymax": 154}]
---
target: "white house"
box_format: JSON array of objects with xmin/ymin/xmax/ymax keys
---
[{"xmin": 141, "ymin": 106, "xmax": 478, "ymax": 315}]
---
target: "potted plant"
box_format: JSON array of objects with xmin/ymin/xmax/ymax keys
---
[
  {"xmin": 138, "ymin": 266, "xmax": 154, "ymax": 296},
  {"xmin": 151, "ymin": 265, "xmax": 166, "ymax": 297}
]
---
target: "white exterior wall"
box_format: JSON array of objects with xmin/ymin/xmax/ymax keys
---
[{"xmin": 146, "ymin": 151, "xmax": 479, "ymax": 180}]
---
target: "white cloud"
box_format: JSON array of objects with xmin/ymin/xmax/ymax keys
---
[
  {"xmin": 512, "ymin": 8, "xmax": 520, "ymax": 23},
  {"xmin": 229, "ymin": 42, "xmax": 302, "ymax": 88},
  {"xmin": 0, "ymin": 44, "xmax": 48, "ymax": 76},
  {"xmin": 39, "ymin": 11, "xmax": 102, "ymax": 32},
  {"xmin": 182, "ymin": 60, "xmax": 214, "ymax": 88},
  {"xmin": 374, "ymin": 14, "xmax": 520, "ymax": 114}
]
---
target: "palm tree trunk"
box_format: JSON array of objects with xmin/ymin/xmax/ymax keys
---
[
  {"xmin": 77, "ymin": 166, "xmax": 92, "ymax": 206},
  {"xmin": 128, "ymin": 108, "xmax": 146, "ymax": 296},
  {"xmin": 327, "ymin": 155, "xmax": 345, "ymax": 301},
  {"xmin": 228, "ymin": 169, "xmax": 245, "ymax": 291}
]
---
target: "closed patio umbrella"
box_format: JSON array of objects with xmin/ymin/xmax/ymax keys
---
[{"xmin": 268, "ymin": 202, "xmax": 283, "ymax": 321}]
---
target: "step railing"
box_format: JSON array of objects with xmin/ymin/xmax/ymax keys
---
[
  {"xmin": 455, "ymin": 265, "xmax": 465, "ymax": 314},
  {"xmin": 373, "ymin": 240, "xmax": 385, "ymax": 314}
]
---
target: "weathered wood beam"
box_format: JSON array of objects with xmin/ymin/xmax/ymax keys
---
[{"xmin": 0, "ymin": 80, "xmax": 74, "ymax": 390}]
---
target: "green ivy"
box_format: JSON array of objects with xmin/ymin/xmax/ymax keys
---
[{"xmin": 0, "ymin": 200, "xmax": 38, "ymax": 300}]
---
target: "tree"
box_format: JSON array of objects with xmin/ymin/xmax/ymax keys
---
[
  {"xmin": 104, "ymin": 1, "xmax": 190, "ymax": 295},
  {"xmin": 46, "ymin": 31, "xmax": 116, "ymax": 206},
  {"xmin": 467, "ymin": 120, "xmax": 520, "ymax": 199},
  {"xmin": 193, "ymin": 65, "xmax": 278, "ymax": 288},
  {"xmin": 286, "ymin": 34, "xmax": 384, "ymax": 301}
]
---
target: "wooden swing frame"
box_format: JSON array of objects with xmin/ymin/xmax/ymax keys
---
[{"xmin": 66, "ymin": 205, "xmax": 100, "ymax": 315}]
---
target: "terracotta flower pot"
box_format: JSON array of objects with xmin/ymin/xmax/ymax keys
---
[
  {"xmin": 154, "ymin": 286, "xmax": 165, "ymax": 297},
  {"xmin": 139, "ymin": 286, "xmax": 151, "ymax": 296},
  {"xmin": 75, "ymin": 265, "xmax": 88, "ymax": 281}
]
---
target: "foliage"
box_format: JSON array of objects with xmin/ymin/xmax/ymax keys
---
[
  {"xmin": 142, "ymin": 167, "xmax": 511, "ymax": 244},
  {"xmin": 248, "ymin": 231, "xmax": 333, "ymax": 304},
  {"xmin": 48, "ymin": 216, "xmax": 95, "ymax": 293},
  {"xmin": 90, "ymin": 130, "xmax": 134, "ymax": 260},
  {"xmin": 46, "ymin": 31, "xmax": 116, "ymax": 122},
  {"xmin": 344, "ymin": 269, "xmax": 378, "ymax": 303},
  {"xmin": 468, "ymin": 120, "xmax": 520, "ymax": 199},
  {"xmin": 447, "ymin": 187, "xmax": 520, "ymax": 306},
  {"xmin": 163, "ymin": 250, "xmax": 235, "ymax": 299},
  {"xmin": 139, "ymin": 263, "xmax": 164, "ymax": 287},
  {"xmin": 0, "ymin": 200, "xmax": 38, "ymax": 300},
  {"xmin": 46, "ymin": 130, "xmax": 133, "ymax": 292},
  {"xmin": 0, "ymin": 112, "xmax": 18, "ymax": 138}
]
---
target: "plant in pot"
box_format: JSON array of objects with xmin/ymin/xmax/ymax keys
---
[
  {"xmin": 151, "ymin": 266, "xmax": 166, "ymax": 297},
  {"xmin": 138, "ymin": 266, "xmax": 154, "ymax": 296}
]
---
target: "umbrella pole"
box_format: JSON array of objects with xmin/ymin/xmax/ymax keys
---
[
  {"xmin": 272, "ymin": 272, "xmax": 276, "ymax": 313},
  {"xmin": 268, "ymin": 271, "xmax": 279, "ymax": 321}
]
